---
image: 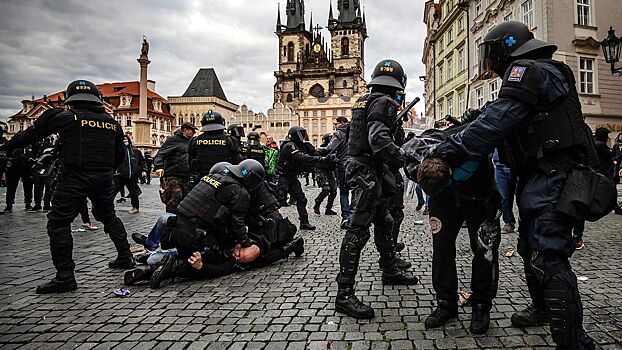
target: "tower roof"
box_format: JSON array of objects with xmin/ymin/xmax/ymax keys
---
[
  {"xmin": 286, "ymin": 0, "xmax": 306, "ymax": 30},
  {"xmin": 182, "ymin": 68, "xmax": 228, "ymax": 101},
  {"xmin": 337, "ymin": 0, "xmax": 360, "ymax": 23}
]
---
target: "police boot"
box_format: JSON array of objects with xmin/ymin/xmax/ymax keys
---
[
  {"xmin": 394, "ymin": 242, "xmax": 405, "ymax": 252},
  {"xmin": 470, "ymin": 303, "xmax": 491, "ymax": 334},
  {"xmin": 124, "ymin": 266, "xmax": 152, "ymax": 286},
  {"xmin": 283, "ymin": 237, "xmax": 304, "ymax": 257},
  {"xmin": 313, "ymin": 202, "xmax": 321, "ymax": 215},
  {"xmin": 511, "ymin": 304, "xmax": 549, "ymax": 327},
  {"xmin": 335, "ymin": 284, "xmax": 374, "ymax": 319},
  {"xmin": 36, "ymin": 276, "xmax": 78, "ymax": 294},
  {"xmin": 325, "ymin": 208, "xmax": 338, "ymax": 215},
  {"xmin": 131, "ymin": 233, "xmax": 148, "ymax": 246},
  {"xmin": 109, "ymin": 240, "xmax": 136, "ymax": 269},
  {"xmin": 299, "ymin": 222, "xmax": 316, "ymax": 230},
  {"xmin": 380, "ymin": 258, "xmax": 418, "ymax": 286},
  {"xmin": 150, "ymin": 254, "xmax": 181, "ymax": 289},
  {"xmin": 425, "ymin": 299, "xmax": 458, "ymax": 329}
]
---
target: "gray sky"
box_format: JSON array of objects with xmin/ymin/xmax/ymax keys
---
[{"xmin": 0, "ymin": 0, "xmax": 426, "ymax": 121}]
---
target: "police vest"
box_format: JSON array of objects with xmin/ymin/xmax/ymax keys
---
[
  {"xmin": 246, "ymin": 146, "xmax": 266, "ymax": 166},
  {"xmin": 177, "ymin": 173, "xmax": 238, "ymax": 224},
  {"xmin": 348, "ymin": 93, "xmax": 386, "ymax": 157},
  {"xmin": 59, "ymin": 111, "xmax": 118, "ymax": 169},
  {"xmin": 193, "ymin": 133, "xmax": 231, "ymax": 176},
  {"xmin": 498, "ymin": 60, "xmax": 587, "ymax": 170}
]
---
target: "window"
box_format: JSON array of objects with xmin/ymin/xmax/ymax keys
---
[
  {"xmin": 321, "ymin": 110, "xmax": 326, "ymax": 117},
  {"xmin": 458, "ymin": 16, "xmax": 464, "ymax": 32},
  {"xmin": 439, "ymin": 38, "xmax": 444, "ymax": 51},
  {"xmin": 475, "ymin": 37, "xmax": 482, "ymax": 63},
  {"xmin": 341, "ymin": 110, "xmax": 347, "ymax": 116},
  {"xmin": 504, "ymin": 12, "xmax": 513, "ymax": 21},
  {"xmin": 476, "ymin": 88, "xmax": 484, "ymax": 108},
  {"xmin": 458, "ymin": 91, "xmax": 465, "ymax": 114},
  {"xmin": 286, "ymin": 93, "xmax": 293, "ymax": 102},
  {"xmin": 577, "ymin": 0, "xmax": 591, "ymax": 26},
  {"xmin": 447, "ymin": 57, "xmax": 453, "ymax": 80},
  {"xmin": 190, "ymin": 116, "xmax": 196, "ymax": 125},
  {"xmin": 303, "ymin": 111, "xmax": 309, "ymax": 117},
  {"xmin": 343, "ymin": 80, "xmax": 348, "ymax": 88},
  {"xmin": 447, "ymin": 97, "xmax": 453, "ymax": 117},
  {"xmin": 313, "ymin": 111, "xmax": 318, "ymax": 117},
  {"xmin": 579, "ymin": 57, "xmax": 595, "ymax": 94},
  {"xmin": 438, "ymin": 63, "xmax": 444, "ymax": 84},
  {"xmin": 489, "ymin": 80, "xmax": 499, "ymax": 100},
  {"xmin": 448, "ymin": 28, "xmax": 453, "ymax": 43},
  {"xmin": 126, "ymin": 117, "xmax": 132, "ymax": 127},
  {"xmin": 476, "ymin": 0, "xmax": 482, "ymax": 15},
  {"xmin": 287, "ymin": 42, "xmax": 295, "ymax": 62},
  {"xmin": 341, "ymin": 37, "xmax": 350, "ymax": 57},
  {"xmin": 439, "ymin": 100, "xmax": 444, "ymax": 118},
  {"xmin": 522, "ymin": 0, "xmax": 533, "ymax": 29},
  {"xmin": 459, "ymin": 49, "xmax": 465, "ymax": 71},
  {"xmin": 19, "ymin": 122, "xmax": 24, "ymax": 131}
]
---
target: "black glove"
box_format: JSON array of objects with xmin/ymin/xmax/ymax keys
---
[{"xmin": 462, "ymin": 108, "xmax": 483, "ymax": 123}]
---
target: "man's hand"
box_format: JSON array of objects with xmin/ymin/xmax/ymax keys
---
[
  {"xmin": 188, "ymin": 252, "xmax": 203, "ymax": 270},
  {"xmin": 142, "ymin": 171, "xmax": 147, "ymax": 178},
  {"xmin": 155, "ymin": 169, "xmax": 164, "ymax": 177}
]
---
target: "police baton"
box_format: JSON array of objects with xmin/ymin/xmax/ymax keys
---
[{"xmin": 393, "ymin": 97, "xmax": 421, "ymax": 129}]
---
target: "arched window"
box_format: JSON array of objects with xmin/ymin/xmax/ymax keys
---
[
  {"xmin": 341, "ymin": 37, "xmax": 349, "ymax": 57},
  {"xmin": 287, "ymin": 42, "xmax": 295, "ymax": 62},
  {"xmin": 190, "ymin": 116, "xmax": 196, "ymax": 125},
  {"xmin": 343, "ymin": 80, "xmax": 348, "ymax": 88},
  {"xmin": 309, "ymin": 84, "xmax": 325, "ymax": 98},
  {"xmin": 286, "ymin": 93, "xmax": 293, "ymax": 102}
]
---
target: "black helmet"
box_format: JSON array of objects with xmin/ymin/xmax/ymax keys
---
[
  {"xmin": 65, "ymin": 80, "xmax": 102, "ymax": 105},
  {"xmin": 200, "ymin": 110, "xmax": 225, "ymax": 132},
  {"xmin": 479, "ymin": 21, "xmax": 557, "ymax": 79},
  {"xmin": 228, "ymin": 123, "xmax": 245, "ymax": 138},
  {"xmin": 209, "ymin": 161, "xmax": 232, "ymax": 175},
  {"xmin": 321, "ymin": 133, "xmax": 332, "ymax": 146},
  {"xmin": 31, "ymin": 148, "xmax": 58, "ymax": 178},
  {"xmin": 285, "ymin": 126, "xmax": 309, "ymax": 143},
  {"xmin": 224, "ymin": 159, "xmax": 265, "ymax": 191},
  {"xmin": 368, "ymin": 59, "xmax": 407, "ymax": 90},
  {"xmin": 247, "ymin": 131, "xmax": 261, "ymax": 146}
]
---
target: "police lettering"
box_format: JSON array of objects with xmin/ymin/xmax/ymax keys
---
[
  {"xmin": 80, "ymin": 119, "xmax": 117, "ymax": 131},
  {"xmin": 75, "ymin": 86, "xmax": 92, "ymax": 91},
  {"xmin": 352, "ymin": 101, "xmax": 367, "ymax": 109},
  {"xmin": 195, "ymin": 139, "xmax": 226, "ymax": 146},
  {"xmin": 201, "ymin": 176, "xmax": 222, "ymax": 188},
  {"xmin": 251, "ymin": 148, "xmax": 264, "ymax": 154}
]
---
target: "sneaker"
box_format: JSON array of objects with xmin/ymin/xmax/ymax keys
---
[
  {"xmin": 82, "ymin": 222, "xmax": 98, "ymax": 231},
  {"xmin": 116, "ymin": 198, "xmax": 126, "ymax": 203},
  {"xmin": 135, "ymin": 252, "xmax": 151, "ymax": 265},
  {"xmin": 340, "ymin": 219, "xmax": 349, "ymax": 229},
  {"xmin": 128, "ymin": 207, "xmax": 139, "ymax": 214},
  {"xmin": 416, "ymin": 203, "xmax": 424, "ymax": 211},
  {"xmin": 335, "ymin": 286, "xmax": 375, "ymax": 319},
  {"xmin": 132, "ymin": 233, "xmax": 148, "ymax": 246},
  {"xmin": 299, "ymin": 222, "xmax": 316, "ymax": 230},
  {"xmin": 0, "ymin": 205, "xmax": 13, "ymax": 214},
  {"xmin": 501, "ymin": 225, "xmax": 515, "ymax": 234},
  {"xmin": 511, "ymin": 304, "xmax": 548, "ymax": 327},
  {"xmin": 325, "ymin": 209, "xmax": 338, "ymax": 215},
  {"xmin": 425, "ymin": 301, "xmax": 458, "ymax": 329},
  {"xmin": 394, "ymin": 255, "xmax": 412, "ymax": 270},
  {"xmin": 575, "ymin": 238, "xmax": 585, "ymax": 250},
  {"xmin": 35, "ymin": 277, "xmax": 77, "ymax": 294},
  {"xmin": 470, "ymin": 303, "xmax": 491, "ymax": 334},
  {"xmin": 29, "ymin": 205, "xmax": 42, "ymax": 212},
  {"xmin": 313, "ymin": 204, "xmax": 321, "ymax": 215}
]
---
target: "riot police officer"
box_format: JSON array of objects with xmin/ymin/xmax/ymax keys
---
[
  {"xmin": 0, "ymin": 80, "xmax": 135, "ymax": 293},
  {"xmin": 227, "ymin": 123, "xmax": 245, "ymax": 150},
  {"xmin": 434, "ymin": 21, "xmax": 596, "ymax": 348},
  {"xmin": 335, "ymin": 60, "xmax": 418, "ymax": 319},
  {"xmin": 314, "ymin": 133, "xmax": 338, "ymax": 215},
  {"xmin": 243, "ymin": 131, "xmax": 267, "ymax": 168},
  {"xmin": 188, "ymin": 111, "xmax": 243, "ymax": 179},
  {"xmin": 275, "ymin": 126, "xmax": 330, "ymax": 230}
]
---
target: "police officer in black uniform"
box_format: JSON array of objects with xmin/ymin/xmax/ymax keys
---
[
  {"xmin": 243, "ymin": 131, "xmax": 267, "ymax": 168},
  {"xmin": 314, "ymin": 133, "xmax": 338, "ymax": 215},
  {"xmin": 188, "ymin": 110, "xmax": 243, "ymax": 179},
  {"xmin": 275, "ymin": 126, "xmax": 330, "ymax": 230},
  {"xmin": 0, "ymin": 80, "xmax": 135, "ymax": 294},
  {"xmin": 335, "ymin": 60, "xmax": 418, "ymax": 319},
  {"xmin": 227, "ymin": 123, "xmax": 245, "ymax": 151},
  {"xmin": 434, "ymin": 21, "xmax": 595, "ymax": 349}
]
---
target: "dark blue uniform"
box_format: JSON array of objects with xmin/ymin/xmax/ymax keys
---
[{"xmin": 436, "ymin": 59, "xmax": 594, "ymax": 349}]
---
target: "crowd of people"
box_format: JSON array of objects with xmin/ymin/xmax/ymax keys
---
[{"xmin": 1, "ymin": 20, "xmax": 621, "ymax": 350}]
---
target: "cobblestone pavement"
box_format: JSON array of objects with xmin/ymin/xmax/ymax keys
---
[{"xmin": 0, "ymin": 180, "xmax": 621, "ymax": 350}]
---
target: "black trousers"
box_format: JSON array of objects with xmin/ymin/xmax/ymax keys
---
[
  {"xmin": 33, "ymin": 172, "xmax": 56, "ymax": 208},
  {"xmin": 47, "ymin": 170, "xmax": 130, "ymax": 279},
  {"xmin": 114, "ymin": 176, "xmax": 141, "ymax": 208},
  {"xmin": 277, "ymin": 174, "xmax": 309, "ymax": 223},
  {"xmin": 315, "ymin": 170, "xmax": 337, "ymax": 209},
  {"xmin": 5, "ymin": 169, "xmax": 33, "ymax": 206},
  {"xmin": 428, "ymin": 191, "xmax": 501, "ymax": 307}
]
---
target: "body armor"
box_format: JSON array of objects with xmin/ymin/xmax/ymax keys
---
[
  {"xmin": 245, "ymin": 145, "xmax": 266, "ymax": 166},
  {"xmin": 59, "ymin": 110, "xmax": 118, "ymax": 169},
  {"xmin": 177, "ymin": 173, "xmax": 238, "ymax": 225},
  {"xmin": 276, "ymin": 141, "xmax": 300, "ymax": 176},
  {"xmin": 192, "ymin": 133, "xmax": 232, "ymax": 176},
  {"xmin": 498, "ymin": 60, "xmax": 587, "ymax": 170},
  {"xmin": 348, "ymin": 93, "xmax": 385, "ymax": 157}
]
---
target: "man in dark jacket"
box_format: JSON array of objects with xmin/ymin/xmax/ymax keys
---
[
  {"xmin": 2, "ymin": 145, "xmax": 34, "ymax": 213},
  {"xmin": 319, "ymin": 117, "xmax": 351, "ymax": 227},
  {"xmin": 143, "ymin": 151, "xmax": 153, "ymax": 184},
  {"xmin": 154, "ymin": 122, "xmax": 197, "ymax": 214},
  {"xmin": 314, "ymin": 133, "xmax": 338, "ymax": 216},
  {"xmin": 594, "ymin": 128, "xmax": 614, "ymax": 178},
  {"xmin": 114, "ymin": 135, "xmax": 146, "ymax": 214}
]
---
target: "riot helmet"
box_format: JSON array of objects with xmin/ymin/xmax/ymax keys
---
[
  {"xmin": 209, "ymin": 161, "xmax": 232, "ymax": 175},
  {"xmin": 200, "ymin": 110, "xmax": 225, "ymax": 132},
  {"xmin": 224, "ymin": 159, "xmax": 266, "ymax": 191},
  {"xmin": 228, "ymin": 123, "xmax": 245, "ymax": 138},
  {"xmin": 285, "ymin": 126, "xmax": 309, "ymax": 143},
  {"xmin": 31, "ymin": 148, "xmax": 58, "ymax": 178},
  {"xmin": 368, "ymin": 59, "xmax": 407, "ymax": 90},
  {"xmin": 65, "ymin": 80, "xmax": 102, "ymax": 105},
  {"xmin": 321, "ymin": 133, "xmax": 332, "ymax": 147},
  {"xmin": 247, "ymin": 131, "xmax": 261, "ymax": 146},
  {"xmin": 479, "ymin": 21, "xmax": 557, "ymax": 79}
]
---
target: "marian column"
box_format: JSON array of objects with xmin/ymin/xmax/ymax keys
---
[{"xmin": 134, "ymin": 36, "xmax": 152, "ymax": 150}]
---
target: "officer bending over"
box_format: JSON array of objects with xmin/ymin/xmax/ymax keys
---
[
  {"xmin": 335, "ymin": 60, "xmax": 418, "ymax": 320},
  {"xmin": 0, "ymin": 80, "xmax": 135, "ymax": 293},
  {"xmin": 433, "ymin": 21, "xmax": 596, "ymax": 349}
]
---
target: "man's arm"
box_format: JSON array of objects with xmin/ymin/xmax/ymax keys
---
[{"xmin": 1, "ymin": 109, "xmax": 64, "ymax": 151}]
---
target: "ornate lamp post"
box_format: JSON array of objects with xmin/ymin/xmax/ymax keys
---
[{"xmin": 600, "ymin": 27, "xmax": 622, "ymax": 76}]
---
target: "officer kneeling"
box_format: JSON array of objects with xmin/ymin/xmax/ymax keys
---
[
  {"xmin": 0, "ymin": 80, "xmax": 135, "ymax": 293},
  {"xmin": 432, "ymin": 21, "xmax": 601, "ymax": 349}
]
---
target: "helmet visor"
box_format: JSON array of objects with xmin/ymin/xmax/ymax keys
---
[
  {"xmin": 297, "ymin": 130, "xmax": 309, "ymax": 142},
  {"xmin": 478, "ymin": 39, "xmax": 506, "ymax": 80}
]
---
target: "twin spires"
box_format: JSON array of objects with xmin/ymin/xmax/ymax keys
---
[{"xmin": 277, "ymin": 0, "xmax": 365, "ymax": 32}]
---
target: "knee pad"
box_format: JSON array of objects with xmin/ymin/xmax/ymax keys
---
[
  {"xmin": 531, "ymin": 251, "xmax": 571, "ymax": 285},
  {"xmin": 344, "ymin": 229, "xmax": 371, "ymax": 249},
  {"xmin": 543, "ymin": 270, "xmax": 585, "ymax": 348}
]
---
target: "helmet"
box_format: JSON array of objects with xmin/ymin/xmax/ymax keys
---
[
  {"xmin": 65, "ymin": 80, "xmax": 102, "ymax": 105},
  {"xmin": 247, "ymin": 131, "xmax": 261, "ymax": 146},
  {"xmin": 228, "ymin": 123, "xmax": 245, "ymax": 138},
  {"xmin": 31, "ymin": 148, "xmax": 58, "ymax": 178},
  {"xmin": 209, "ymin": 161, "xmax": 232, "ymax": 175},
  {"xmin": 321, "ymin": 133, "xmax": 332, "ymax": 146},
  {"xmin": 368, "ymin": 59, "xmax": 407, "ymax": 90},
  {"xmin": 224, "ymin": 159, "xmax": 265, "ymax": 191},
  {"xmin": 200, "ymin": 110, "xmax": 225, "ymax": 132},
  {"xmin": 479, "ymin": 21, "xmax": 558, "ymax": 79},
  {"xmin": 285, "ymin": 126, "xmax": 309, "ymax": 143}
]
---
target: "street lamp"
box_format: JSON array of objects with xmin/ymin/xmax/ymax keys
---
[{"xmin": 600, "ymin": 27, "xmax": 622, "ymax": 76}]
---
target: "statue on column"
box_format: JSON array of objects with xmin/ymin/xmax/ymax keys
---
[{"xmin": 141, "ymin": 36, "xmax": 149, "ymax": 57}]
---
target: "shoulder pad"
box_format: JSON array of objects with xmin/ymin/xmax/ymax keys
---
[
  {"xmin": 498, "ymin": 59, "xmax": 540, "ymax": 106},
  {"xmin": 368, "ymin": 95, "xmax": 399, "ymax": 125}
]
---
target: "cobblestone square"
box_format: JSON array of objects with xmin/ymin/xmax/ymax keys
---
[{"xmin": 0, "ymin": 181, "xmax": 620, "ymax": 349}]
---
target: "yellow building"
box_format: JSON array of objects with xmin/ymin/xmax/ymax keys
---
[
  {"xmin": 427, "ymin": 0, "xmax": 469, "ymax": 125},
  {"xmin": 297, "ymin": 94, "xmax": 360, "ymax": 147}
]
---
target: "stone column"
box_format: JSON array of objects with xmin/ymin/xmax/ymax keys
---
[{"xmin": 134, "ymin": 37, "xmax": 153, "ymax": 150}]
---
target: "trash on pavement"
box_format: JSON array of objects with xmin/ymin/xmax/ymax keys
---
[
  {"xmin": 505, "ymin": 249, "xmax": 515, "ymax": 257},
  {"xmin": 113, "ymin": 288, "xmax": 131, "ymax": 297},
  {"xmin": 458, "ymin": 291, "xmax": 471, "ymax": 305}
]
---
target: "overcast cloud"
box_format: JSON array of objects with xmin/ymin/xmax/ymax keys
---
[{"xmin": 0, "ymin": 0, "xmax": 426, "ymax": 121}]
